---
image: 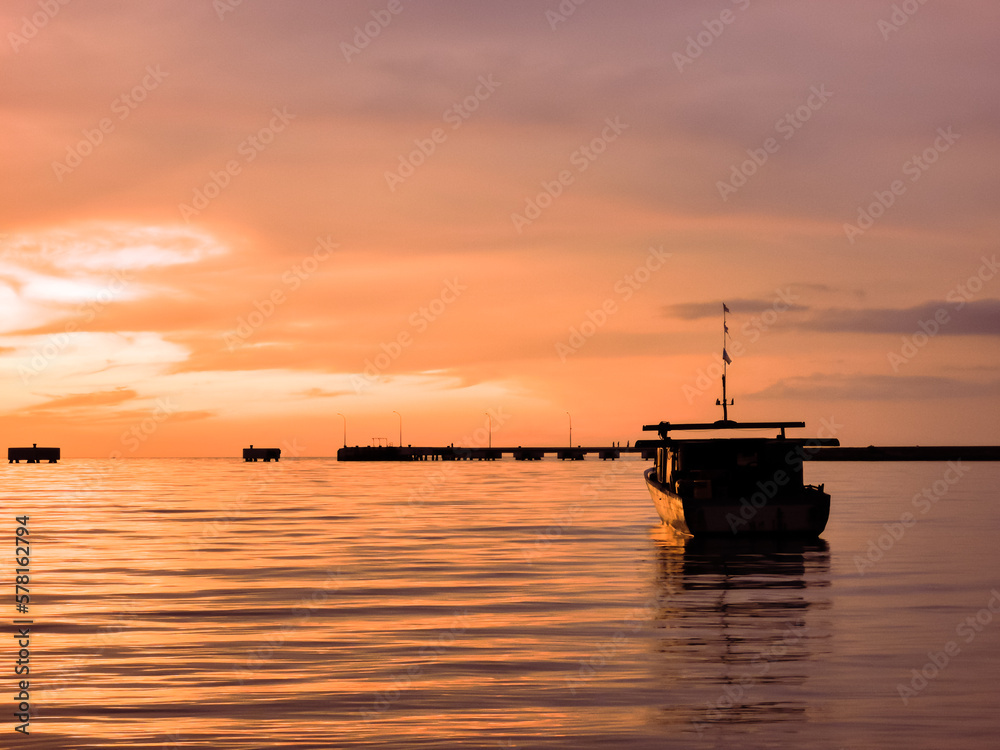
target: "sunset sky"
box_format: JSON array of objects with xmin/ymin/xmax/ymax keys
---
[{"xmin": 2, "ymin": 0, "xmax": 998, "ymax": 456}]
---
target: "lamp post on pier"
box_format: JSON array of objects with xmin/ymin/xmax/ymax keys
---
[
  {"xmin": 337, "ymin": 413, "xmax": 346, "ymax": 448},
  {"xmin": 392, "ymin": 411, "xmax": 402, "ymax": 447},
  {"xmin": 566, "ymin": 411, "xmax": 572, "ymax": 447}
]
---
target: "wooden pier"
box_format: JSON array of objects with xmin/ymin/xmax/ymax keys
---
[
  {"xmin": 335, "ymin": 443, "xmax": 1000, "ymax": 463},
  {"xmin": 336, "ymin": 446, "xmax": 649, "ymax": 461},
  {"xmin": 8, "ymin": 444, "xmax": 60, "ymax": 463}
]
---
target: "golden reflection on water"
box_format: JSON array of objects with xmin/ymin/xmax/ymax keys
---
[
  {"xmin": 648, "ymin": 525, "xmax": 831, "ymax": 736},
  {"xmin": 3, "ymin": 458, "xmax": 999, "ymax": 748}
]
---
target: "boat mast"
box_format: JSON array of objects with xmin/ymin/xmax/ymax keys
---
[{"xmin": 718, "ymin": 303, "xmax": 733, "ymax": 421}]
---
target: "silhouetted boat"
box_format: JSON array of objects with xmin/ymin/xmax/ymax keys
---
[
  {"xmin": 640, "ymin": 419, "xmax": 836, "ymax": 536},
  {"xmin": 638, "ymin": 305, "xmax": 837, "ymax": 537}
]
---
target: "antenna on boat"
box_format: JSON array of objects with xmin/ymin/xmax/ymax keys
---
[{"xmin": 717, "ymin": 303, "xmax": 734, "ymax": 421}]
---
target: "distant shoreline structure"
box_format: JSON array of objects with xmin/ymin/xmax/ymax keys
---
[
  {"xmin": 6, "ymin": 444, "xmax": 1000, "ymax": 462},
  {"xmin": 336, "ymin": 445, "xmax": 635, "ymax": 461},
  {"xmin": 332, "ymin": 444, "xmax": 1000, "ymax": 463},
  {"xmin": 8, "ymin": 444, "xmax": 60, "ymax": 463}
]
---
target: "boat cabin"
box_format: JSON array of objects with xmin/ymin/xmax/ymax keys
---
[
  {"xmin": 655, "ymin": 437, "xmax": 815, "ymax": 503},
  {"xmin": 642, "ymin": 420, "xmax": 839, "ymax": 503}
]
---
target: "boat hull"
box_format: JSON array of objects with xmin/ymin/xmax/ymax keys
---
[{"xmin": 644, "ymin": 468, "xmax": 830, "ymax": 537}]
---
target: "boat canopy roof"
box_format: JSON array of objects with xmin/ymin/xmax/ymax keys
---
[
  {"xmin": 644, "ymin": 419, "xmax": 803, "ymax": 434},
  {"xmin": 635, "ymin": 436, "xmax": 840, "ymax": 449},
  {"xmin": 641, "ymin": 419, "xmax": 838, "ymax": 445}
]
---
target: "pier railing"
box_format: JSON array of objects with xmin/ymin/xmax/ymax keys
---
[
  {"xmin": 334, "ymin": 444, "xmax": 1000, "ymax": 463},
  {"xmin": 336, "ymin": 445, "xmax": 649, "ymax": 461}
]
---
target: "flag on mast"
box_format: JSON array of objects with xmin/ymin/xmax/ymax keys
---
[{"xmin": 722, "ymin": 302, "xmax": 732, "ymax": 363}]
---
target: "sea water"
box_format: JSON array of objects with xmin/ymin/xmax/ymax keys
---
[{"xmin": 4, "ymin": 456, "xmax": 999, "ymax": 749}]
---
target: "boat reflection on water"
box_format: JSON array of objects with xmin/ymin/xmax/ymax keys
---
[{"xmin": 648, "ymin": 525, "xmax": 831, "ymax": 737}]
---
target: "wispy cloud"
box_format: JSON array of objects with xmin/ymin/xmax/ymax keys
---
[
  {"xmin": 662, "ymin": 298, "xmax": 809, "ymax": 320},
  {"xmin": 1, "ymin": 224, "xmax": 227, "ymax": 274},
  {"xmin": 794, "ymin": 300, "xmax": 1000, "ymax": 336},
  {"xmin": 663, "ymin": 299, "xmax": 1000, "ymax": 337},
  {"xmin": 750, "ymin": 374, "xmax": 999, "ymax": 401}
]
